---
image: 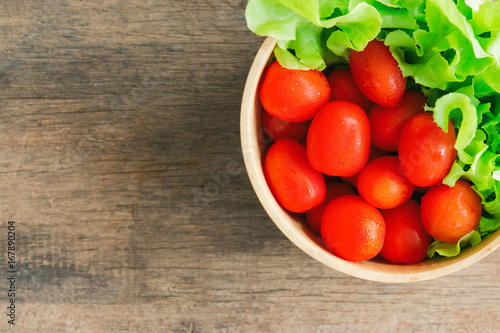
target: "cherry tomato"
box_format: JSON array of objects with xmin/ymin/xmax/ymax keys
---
[
  {"xmin": 327, "ymin": 67, "xmax": 374, "ymax": 111},
  {"xmin": 307, "ymin": 101, "xmax": 371, "ymax": 177},
  {"xmin": 306, "ymin": 182, "xmax": 356, "ymax": 234},
  {"xmin": 261, "ymin": 109, "xmax": 310, "ymax": 141},
  {"xmin": 259, "ymin": 61, "xmax": 331, "ymax": 122},
  {"xmin": 321, "ymin": 195, "xmax": 385, "ymax": 261},
  {"xmin": 398, "ymin": 112, "xmax": 457, "ymax": 187},
  {"xmin": 369, "ymin": 90, "xmax": 428, "ymax": 151},
  {"xmin": 420, "ymin": 180, "xmax": 482, "ymax": 244},
  {"xmin": 264, "ymin": 139, "xmax": 326, "ymax": 213},
  {"xmin": 349, "ymin": 39, "xmax": 406, "ymax": 107},
  {"xmin": 340, "ymin": 144, "xmax": 390, "ymax": 188},
  {"xmin": 357, "ymin": 156, "xmax": 415, "ymax": 209},
  {"xmin": 379, "ymin": 200, "xmax": 432, "ymax": 264}
]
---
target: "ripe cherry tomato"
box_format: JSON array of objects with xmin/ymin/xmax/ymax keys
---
[
  {"xmin": 327, "ymin": 67, "xmax": 374, "ymax": 111},
  {"xmin": 379, "ymin": 200, "xmax": 432, "ymax": 264},
  {"xmin": 259, "ymin": 61, "xmax": 331, "ymax": 122},
  {"xmin": 264, "ymin": 139, "xmax": 326, "ymax": 213},
  {"xmin": 398, "ymin": 112, "xmax": 457, "ymax": 187},
  {"xmin": 321, "ymin": 195, "xmax": 385, "ymax": 261},
  {"xmin": 340, "ymin": 144, "xmax": 390, "ymax": 188},
  {"xmin": 307, "ymin": 101, "xmax": 371, "ymax": 177},
  {"xmin": 306, "ymin": 182, "xmax": 356, "ymax": 234},
  {"xmin": 349, "ymin": 39, "xmax": 406, "ymax": 107},
  {"xmin": 420, "ymin": 180, "xmax": 482, "ymax": 244},
  {"xmin": 369, "ymin": 90, "xmax": 428, "ymax": 151},
  {"xmin": 261, "ymin": 109, "xmax": 310, "ymax": 141},
  {"xmin": 357, "ymin": 156, "xmax": 415, "ymax": 209}
]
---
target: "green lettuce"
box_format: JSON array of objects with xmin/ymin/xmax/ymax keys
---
[
  {"xmin": 245, "ymin": 0, "xmax": 309, "ymax": 41},
  {"xmin": 245, "ymin": 0, "xmax": 500, "ymax": 258},
  {"xmin": 427, "ymin": 230, "xmax": 482, "ymax": 258},
  {"xmin": 246, "ymin": 1, "xmax": 382, "ymax": 70}
]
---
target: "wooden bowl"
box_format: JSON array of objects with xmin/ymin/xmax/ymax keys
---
[{"xmin": 240, "ymin": 36, "xmax": 500, "ymax": 283}]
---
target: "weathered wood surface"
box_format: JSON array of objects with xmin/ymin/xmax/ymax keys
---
[{"xmin": 0, "ymin": 1, "xmax": 498, "ymax": 332}]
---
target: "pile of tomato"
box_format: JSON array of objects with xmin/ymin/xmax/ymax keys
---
[{"xmin": 260, "ymin": 40, "xmax": 483, "ymax": 264}]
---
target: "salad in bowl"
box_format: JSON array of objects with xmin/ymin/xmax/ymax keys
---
[{"xmin": 241, "ymin": 0, "xmax": 500, "ymax": 281}]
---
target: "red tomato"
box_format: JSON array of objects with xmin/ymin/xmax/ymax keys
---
[
  {"xmin": 349, "ymin": 39, "xmax": 406, "ymax": 107},
  {"xmin": 340, "ymin": 144, "xmax": 390, "ymax": 188},
  {"xmin": 264, "ymin": 139, "xmax": 326, "ymax": 213},
  {"xmin": 369, "ymin": 90, "xmax": 428, "ymax": 151},
  {"xmin": 259, "ymin": 61, "xmax": 331, "ymax": 122},
  {"xmin": 379, "ymin": 200, "xmax": 432, "ymax": 264},
  {"xmin": 420, "ymin": 180, "xmax": 482, "ymax": 244},
  {"xmin": 261, "ymin": 109, "xmax": 310, "ymax": 141},
  {"xmin": 398, "ymin": 112, "xmax": 457, "ymax": 187},
  {"xmin": 321, "ymin": 195, "xmax": 385, "ymax": 261},
  {"xmin": 357, "ymin": 156, "xmax": 415, "ymax": 209},
  {"xmin": 327, "ymin": 67, "xmax": 374, "ymax": 111},
  {"xmin": 307, "ymin": 101, "xmax": 371, "ymax": 177},
  {"xmin": 306, "ymin": 182, "xmax": 356, "ymax": 234}
]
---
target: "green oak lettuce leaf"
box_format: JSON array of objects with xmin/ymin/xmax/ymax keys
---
[
  {"xmin": 274, "ymin": 25, "xmax": 344, "ymax": 70},
  {"xmin": 443, "ymin": 145, "xmax": 497, "ymax": 191},
  {"xmin": 481, "ymin": 176, "xmax": 500, "ymax": 215},
  {"xmin": 246, "ymin": 0, "xmax": 382, "ymax": 69},
  {"xmin": 348, "ymin": 0, "xmax": 419, "ymax": 30},
  {"xmin": 384, "ymin": 0, "xmax": 497, "ymax": 90},
  {"xmin": 276, "ymin": 24, "xmax": 328, "ymax": 70},
  {"xmin": 385, "ymin": 30, "xmax": 463, "ymax": 90},
  {"xmin": 279, "ymin": 0, "xmax": 379, "ymax": 29},
  {"xmin": 428, "ymin": 92, "xmax": 477, "ymax": 163},
  {"xmin": 399, "ymin": 0, "xmax": 426, "ymax": 20},
  {"xmin": 482, "ymin": 30, "xmax": 500, "ymax": 63},
  {"xmin": 274, "ymin": 46, "xmax": 313, "ymax": 70},
  {"xmin": 429, "ymin": 91, "xmax": 500, "ymax": 216},
  {"xmin": 474, "ymin": 62, "xmax": 500, "ymax": 97},
  {"xmin": 325, "ymin": 3, "xmax": 381, "ymax": 59},
  {"xmin": 468, "ymin": 0, "xmax": 500, "ymax": 35},
  {"xmin": 446, "ymin": 28, "xmax": 495, "ymax": 77},
  {"xmin": 245, "ymin": 0, "xmax": 309, "ymax": 41},
  {"xmin": 246, "ymin": 0, "xmax": 499, "ymax": 79},
  {"xmin": 277, "ymin": 0, "xmax": 341, "ymax": 27},
  {"xmin": 424, "ymin": 0, "xmax": 493, "ymax": 76},
  {"xmin": 479, "ymin": 215, "xmax": 500, "ymax": 236},
  {"xmin": 427, "ymin": 230, "xmax": 481, "ymax": 258}
]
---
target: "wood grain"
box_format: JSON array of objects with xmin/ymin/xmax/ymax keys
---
[{"xmin": 0, "ymin": 1, "xmax": 498, "ymax": 332}]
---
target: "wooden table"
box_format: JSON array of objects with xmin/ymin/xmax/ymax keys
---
[{"xmin": 0, "ymin": 1, "xmax": 499, "ymax": 332}]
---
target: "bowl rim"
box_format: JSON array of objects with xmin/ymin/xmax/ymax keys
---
[{"xmin": 240, "ymin": 36, "xmax": 500, "ymax": 283}]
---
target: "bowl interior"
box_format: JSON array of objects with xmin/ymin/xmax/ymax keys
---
[{"xmin": 240, "ymin": 37, "xmax": 500, "ymax": 283}]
